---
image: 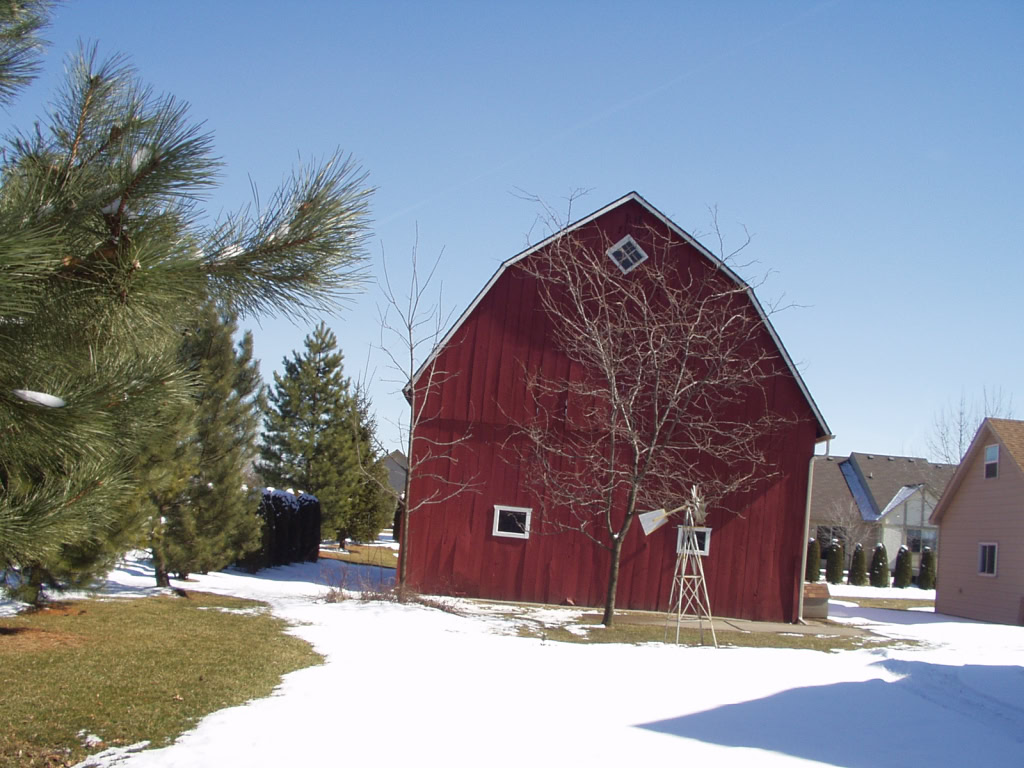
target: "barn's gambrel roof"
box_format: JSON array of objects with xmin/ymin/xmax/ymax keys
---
[{"xmin": 412, "ymin": 191, "xmax": 833, "ymax": 441}]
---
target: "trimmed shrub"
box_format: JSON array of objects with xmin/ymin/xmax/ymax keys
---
[
  {"xmin": 806, "ymin": 538, "xmax": 821, "ymax": 582},
  {"xmin": 848, "ymin": 542, "xmax": 868, "ymax": 586},
  {"xmin": 869, "ymin": 543, "xmax": 890, "ymax": 587},
  {"xmin": 918, "ymin": 547, "xmax": 937, "ymax": 590},
  {"xmin": 893, "ymin": 545, "xmax": 913, "ymax": 588},
  {"xmin": 825, "ymin": 540, "xmax": 845, "ymax": 584}
]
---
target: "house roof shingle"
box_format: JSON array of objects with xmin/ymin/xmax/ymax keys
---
[
  {"xmin": 812, "ymin": 452, "xmax": 956, "ymax": 523},
  {"xmin": 987, "ymin": 418, "xmax": 1024, "ymax": 474}
]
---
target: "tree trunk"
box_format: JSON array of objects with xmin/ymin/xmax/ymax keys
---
[
  {"xmin": 154, "ymin": 565, "xmax": 170, "ymax": 588},
  {"xmin": 398, "ymin": 498, "xmax": 411, "ymax": 587},
  {"xmin": 602, "ymin": 536, "xmax": 625, "ymax": 626}
]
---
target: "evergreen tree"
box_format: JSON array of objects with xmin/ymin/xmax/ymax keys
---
[
  {"xmin": 345, "ymin": 389, "xmax": 396, "ymax": 542},
  {"xmin": 259, "ymin": 323, "xmax": 364, "ymax": 542},
  {"xmin": 825, "ymin": 540, "xmax": 845, "ymax": 584},
  {"xmin": 848, "ymin": 542, "xmax": 868, "ymax": 586},
  {"xmin": 918, "ymin": 547, "xmax": 936, "ymax": 590},
  {"xmin": 869, "ymin": 543, "xmax": 890, "ymax": 588},
  {"xmin": 0, "ymin": 7, "xmax": 372, "ymax": 600},
  {"xmin": 805, "ymin": 538, "xmax": 820, "ymax": 583},
  {"xmin": 146, "ymin": 302, "xmax": 265, "ymax": 585},
  {"xmin": 893, "ymin": 545, "xmax": 913, "ymax": 588}
]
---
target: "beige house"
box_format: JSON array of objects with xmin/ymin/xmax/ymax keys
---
[{"xmin": 931, "ymin": 418, "xmax": 1024, "ymax": 626}]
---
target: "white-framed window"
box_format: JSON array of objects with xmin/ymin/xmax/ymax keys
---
[
  {"xmin": 493, "ymin": 505, "xmax": 531, "ymax": 539},
  {"xmin": 984, "ymin": 444, "xmax": 999, "ymax": 479},
  {"xmin": 676, "ymin": 526, "xmax": 711, "ymax": 556},
  {"xmin": 606, "ymin": 235, "xmax": 649, "ymax": 274},
  {"xmin": 978, "ymin": 542, "xmax": 997, "ymax": 576}
]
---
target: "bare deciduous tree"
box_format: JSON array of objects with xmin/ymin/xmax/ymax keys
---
[
  {"xmin": 511, "ymin": 204, "xmax": 795, "ymax": 625},
  {"xmin": 820, "ymin": 499, "xmax": 877, "ymax": 552},
  {"xmin": 375, "ymin": 235, "xmax": 477, "ymax": 586},
  {"xmin": 928, "ymin": 387, "xmax": 1014, "ymax": 464}
]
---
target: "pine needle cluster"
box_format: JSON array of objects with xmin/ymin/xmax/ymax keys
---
[{"xmin": 0, "ymin": 4, "xmax": 372, "ymax": 597}]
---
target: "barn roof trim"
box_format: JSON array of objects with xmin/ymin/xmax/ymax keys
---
[{"xmin": 411, "ymin": 191, "xmax": 833, "ymax": 441}]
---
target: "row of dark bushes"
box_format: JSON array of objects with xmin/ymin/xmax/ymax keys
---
[
  {"xmin": 805, "ymin": 538, "xmax": 936, "ymax": 589},
  {"xmin": 239, "ymin": 489, "xmax": 322, "ymax": 571}
]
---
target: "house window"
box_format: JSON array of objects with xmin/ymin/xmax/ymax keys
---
[
  {"xmin": 676, "ymin": 526, "xmax": 711, "ymax": 556},
  {"xmin": 906, "ymin": 528, "xmax": 937, "ymax": 553},
  {"xmin": 978, "ymin": 543, "xmax": 997, "ymax": 576},
  {"xmin": 606, "ymin": 235, "xmax": 649, "ymax": 274},
  {"xmin": 984, "ymin": 445, "xmax": 999, "ymax": 479},
  {"xmin": 815, "ymin": 525, "xmax": 847, "ymax": 547},
  {"xmin": 493, "ymin": 505, "xmax": 531, "ymax": 539}
]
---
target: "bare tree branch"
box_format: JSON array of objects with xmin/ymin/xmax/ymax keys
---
[
  {"xmin": 507, "ymin": 199, "xmax": 796, "ymax": 625},
  {"xmin": 372, "ymin": 232, "xmax": 479, "ymax": 585},
  {"xmin": 928, "ymin": 387, "xmax": 1015, "ymax": 464}
]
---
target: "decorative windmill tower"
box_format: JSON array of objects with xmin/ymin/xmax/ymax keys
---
[{"xmin": 666, "ymin": 486, "xmax": 717, "ymax": 647}]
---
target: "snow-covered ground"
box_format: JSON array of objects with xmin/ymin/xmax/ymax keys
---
[{"xmin": 5, "ymin": 558, "xmax": 1022, "ymax": 768}]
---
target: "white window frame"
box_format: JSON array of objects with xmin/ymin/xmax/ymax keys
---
[
  {"xmin": 492, "ymin": 505, "xmax": 531, "ymax": 539},
  {"xmin": 606, "ymin": 235, "xmax": 649, "ymax": 274},
  {"xmin": 978, "ymin": 542, "xmax": 998, "ymax": 576},
  {"xmin": 984, "ymin": 444, "xmax": 999, "ymax": 479},
  {"xmin": 676, "ymin": 526, "xmax": 711, "ymax": 556}
]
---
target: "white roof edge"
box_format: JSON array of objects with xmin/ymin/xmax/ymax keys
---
[{"xmin": 410, "ymin": 192, "xmax": 832, "ymax": 439}]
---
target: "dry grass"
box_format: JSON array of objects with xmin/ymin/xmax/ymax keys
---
[
  {"xmin": 512, "ymin": 614, "xmax": 897, "ymax": 652},
  {"xmin": 838, "ymin": 597, "xmax": 935, "ymax": 611},
  {"xmin": 0, "ymin": 592, "xmax": 321, "ymax": 768},
  {"xmin": 318, "ymin": 543, "xmax": 398, "ymax": 569}
]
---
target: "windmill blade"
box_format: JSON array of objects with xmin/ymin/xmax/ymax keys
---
[{"xmin": 639, "ymin": 508, "xmax": 669, "ymax": 536}]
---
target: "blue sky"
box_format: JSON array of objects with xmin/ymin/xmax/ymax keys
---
[{"xmin": 10, "ymin": 1, "xmax": 1022, "ymax": 459}]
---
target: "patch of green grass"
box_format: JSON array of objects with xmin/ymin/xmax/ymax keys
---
[
  {"xmin": 840, "ymin": 597, "xmax": 934, "ymax": 611},
  {"xmin": 514, "ymin": 615, "xmax": 904, "ymax": 652},
  {"xmin": 0, "ymin": 592, "xmax": 322, "ymax": 768},
  {"xmin": 319, "ymin": 543, "xmax": 398, "ymax": 569}
]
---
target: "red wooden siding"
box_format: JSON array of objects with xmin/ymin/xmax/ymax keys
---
[{"xmin": 402, "ymin": 197, "xmax": 822, "ymax": 623}]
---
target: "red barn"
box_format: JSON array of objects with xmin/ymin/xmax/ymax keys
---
[{"xmin": 402, "ymin": 193, "xmax": 831, "ymax": 622}]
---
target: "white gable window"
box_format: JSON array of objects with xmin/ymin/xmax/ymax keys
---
[
  {"xmin": 676, "ymin": 526, "xmax": 711, "ymax": 556},
  {"xmin": 984, "ymin": 444, "xmax": 999, "ymax": 479},
  {"xmin": 606, "ymin": 235, "xmax": 649, "ymax": 274},
  {"xmin": 493, "ymin": 505, "xmax": 531, "ymax": 539},
  {"xmin": 978, "ymin": 542, "xmax": 997, "ymax": 575}
]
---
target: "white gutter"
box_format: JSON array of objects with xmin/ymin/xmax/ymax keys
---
[{"xmin": 796, "ymin": 441, "xmax": 824, "ymax": 623}]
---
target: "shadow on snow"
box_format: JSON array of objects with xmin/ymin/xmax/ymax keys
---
[{"xmin": 636, "ymin": 659, "xmax": 1024, "ymax": 767}]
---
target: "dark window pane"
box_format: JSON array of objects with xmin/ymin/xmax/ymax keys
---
[{"xmin": 497, "ymin": 509, "xmax": 527, "ymax": 535}]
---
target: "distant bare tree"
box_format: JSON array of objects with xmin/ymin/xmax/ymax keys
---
[
  {"xmin": 375, "ymin": 234, "xmax": 477, "ymax": 586},
  {"xmin": 928, "ymin": 388, "xmax": 1014, "ymax": 464},
  {"xmin": 511, "ymin": 201, "xmax": 794, "ymax": 626},
  {"xmin": 821, "ymin": 499, "xmax": 876, "ymax": 552}
]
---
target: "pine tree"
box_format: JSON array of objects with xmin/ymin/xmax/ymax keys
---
[
  {"xmin": 345, "ymin": 389, "xmax": 396, "ymax": 542},
  {"xmin": 893, "ymin": 545, "xmax": 913, "ymax": 588},
  {"xmin": 848, "ymin": 542, "xmax": 868, "ymax": 586},
  {"xmin": 918, "ymin": 547, "xmax": 936, "ymax": 590},
  {"xmin": 0, "ymin": 7, "xmax": 372, "ymax": 599},
  {"xmin": 146, "ymin": 302, "xmax": 265, "ymax": 584},
  {"xmin": 825, "ymin": 540, "xmax": 845, "ymax": 584},
  {"xmin": 805, "ymin": 538, "xmax": 820, "ymax": 583},
  {"xmin": 259, "ymin": 323, "xmax": 363, "ymax": 542},
  {"xmin": 869, "ymin": 543, "xmax": 890, "ymax": 588}
]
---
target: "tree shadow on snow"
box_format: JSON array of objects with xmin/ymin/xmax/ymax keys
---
[
  {"xmin": 234, "ymin": 559, "xmax": 395, "ymax": 591},
  {"xmin": 636, "ymin": 660, "xmax": 1024, "ymax": 767}
]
